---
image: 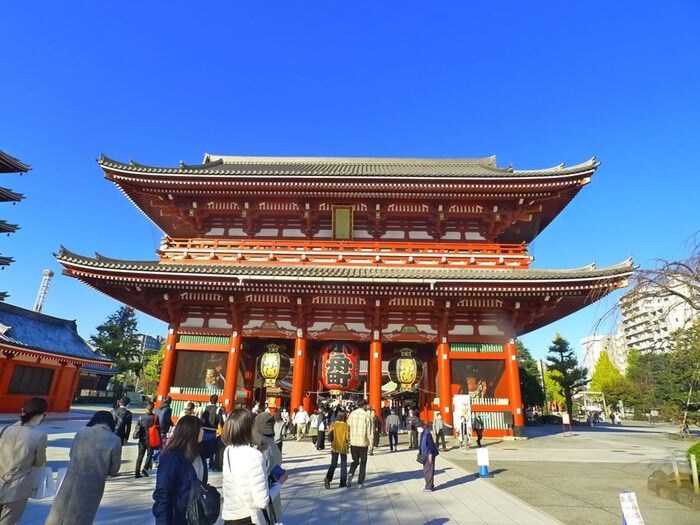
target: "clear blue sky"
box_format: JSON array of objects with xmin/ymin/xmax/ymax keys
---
[{"xmin": 1, "ymin": 1, "xmax": 698, "ymax": 361}]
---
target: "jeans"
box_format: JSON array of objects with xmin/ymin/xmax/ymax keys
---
[
  {"xmin": 135, "ymin": 442, "xmax": 154, "ymax": 474},
  {"xmin": 202, "ymin": 429, "xmax": 218, "ymax": 468},
  {"xmin": 317, "ymin": 431, "xmax": 326, "ymax": 450},
  {"xmin": 388, "ymin": 431, "xmax": 398, "ymax": 450},
  {"xmin": 326, "ymin": 451, "xmax": 348, "ymax": 486},
  {"xmin": 348, "ymin": 445, "xmax": 368, "ymax": 484}
]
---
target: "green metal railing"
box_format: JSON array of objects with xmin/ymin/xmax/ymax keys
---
[
  {"xmin": 450, "ymin": 343, "xmax": 503, "ymax": 353},
  {"xmin": 177, "ymin": 334, "xmax": 229, "ymax": 345}
]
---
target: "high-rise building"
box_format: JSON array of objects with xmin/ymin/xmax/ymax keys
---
[
  {"xmin": 619, "ymin": 282, "xmax": 697, "ymax": 353},
  {"xmin": 581, "ymin": 330, "xmax": 627, "ymax": 378}
]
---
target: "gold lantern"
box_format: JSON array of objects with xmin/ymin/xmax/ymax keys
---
[
  {"xmin": 388, "ymin": 347, "xmax": 424, "ymax": 392},
  {"xmin": 259, "ymin": 343, "xmax": 290, "ymax": 388}
]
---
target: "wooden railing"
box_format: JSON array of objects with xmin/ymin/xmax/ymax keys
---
[{"xmin": 158, "ymin": 238, "xmax": 532, "ymax": 269}]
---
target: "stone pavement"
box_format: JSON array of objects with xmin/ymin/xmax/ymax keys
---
[{"xmin": 8, "ymin": 409, "xmax": 562, "ymax": 525}]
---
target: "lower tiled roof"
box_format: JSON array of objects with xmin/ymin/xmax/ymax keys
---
[{"xmin": 0, "ymin": 302, "xmax": 113, "ymax": 366}]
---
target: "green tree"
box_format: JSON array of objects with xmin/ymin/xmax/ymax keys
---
[
  {"xmin": 90, "ymin": 306, "xmax": 142, "ymax": 381},
  {"xmin": 544, "ymin": 368, "xmax": 565, "ymax": 408},
  {"xmin": 516, "ymin": 339, "xmax": 545, "ymax": 408},
  {"xmin": 138, "ymin": 347, "xmax": 164, "ymax": 396},
  {"xmin": 590, "ymin": 352, "xmax": 634, "ymax": 409},
  {"xmin": 546, "ymin": 334, "xmax": 588, "ymax": 418}
]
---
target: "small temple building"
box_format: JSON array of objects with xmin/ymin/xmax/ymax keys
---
[
  {"xmin": 0, "ymin": 302, "xmax": 114, "ymax": 412},
  {"xmin": 57, "ymin": 153, "xmax": 633, "ymax": 436}
]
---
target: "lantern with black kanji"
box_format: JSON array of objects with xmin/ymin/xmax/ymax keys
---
[
  {"xmin": 258, "ymin": 343, "xmax": 291, "ymax": 388},
  {"xmin": 388, "ymin": 347, "xmax": 423, "ymax": 392},
  {"xmin": 321, "ymin": 341, "xmax": 360, "ymax": 394}
]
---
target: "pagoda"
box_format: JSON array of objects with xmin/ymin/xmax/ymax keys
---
[
  {"xmin": 0, "ymin": 149, "xmax": 29, "ymax": 299},
  {"xmin": 57, "ymin": 153, "xmax": 633, "ymax": 436}
]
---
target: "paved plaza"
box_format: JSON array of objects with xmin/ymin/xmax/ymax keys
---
[{"xmin": 4, "ymin": 408, "xmax": 560, "ymax": 525}]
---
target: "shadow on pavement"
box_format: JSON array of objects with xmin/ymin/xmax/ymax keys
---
[{"xmin": 438, "ymin": 473, "xmax": 478, "ymax": 489}]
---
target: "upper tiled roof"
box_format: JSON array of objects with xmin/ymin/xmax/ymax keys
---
[
  {"xmin": 57, "ymin": 247, "xmax": 634, "ymax": 283},
  {"xmin": 0, "ymin": 150, "xmax": 30, "ymax": 173},
  {"xmin": 0, "ymin": 187, "xmax": 23, "ymax": 202},
  {"xmin": 99, "ymin": 154, "xmax": 599, "ymax": 180},
  {"xmin": 0, "ymin": 302, "xmax": 113, "ymax": 365}
]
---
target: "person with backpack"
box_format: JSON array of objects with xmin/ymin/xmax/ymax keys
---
[
  {"xmin": 133, "ymin": 401, "xmax": 160, "ymax": 478},
  {"xmin": 112, "ymin": 396, "xmax": 133, "ymax": 445},
  {"xmin": 200, "ymin": 394, "xmax": 225, "ymax": 471},
  {"xmin": 155, "ymin": 396, "xmax": 174, "ymax": 446}
]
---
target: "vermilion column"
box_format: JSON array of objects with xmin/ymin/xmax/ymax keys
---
[
  {"xmin": 505, "ymin": 340, "xmax": 525, "ymax": 436},
  {"xmin": 67, "ymin": 366, "xmax": 81, "ymax": 411},
  {"xmin": 437, "ymin": 340, "xmax": 452, "ymax": 428},
  {"xmin": 290, "ymin": 333, "xmax": 307, "ymax": 412},
  {"xmin": 223, "ymin": 330, "xmax": 242, "ymax": 410},
  {"xmin": 157, "ymin": 324, "xmax": 179, "ymax": 404},
  {"xmin": 369, "ymin": 339, "xmax": 382, "ymax": 414},
  {"xmin": 50, "ymin": 362, "xmax": 68, "ymax": 411}
]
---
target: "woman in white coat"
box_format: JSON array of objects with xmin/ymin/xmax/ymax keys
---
[
  {"xmin": 0, "ymin": 397, "xmax": 48, "ymax": 525},
  {"xmin": 221, "ymin": 408, "xmax": 287, "ymax": 525}
]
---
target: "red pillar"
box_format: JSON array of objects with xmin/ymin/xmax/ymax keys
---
[
  {"xmin": 437, "ymin": 341, "xmax": 452, "ymax": 428},
  {"xmin": 157, "ymin": 324, "xmax": 179, "ymax": 405},
  {"xmin": 50, "ymin": 362, "xmax": 68, "ymax": 412},
  {"xmin": 290, "ymin": 334, "xmax": 307, "ymax": 412},
  {"xmin": 369, "ymin": 339, "xmax": 382, "ymax": 414},
  {"xmin": 0, "ymin": 353, "xmax": 15, "ymax": 395},
  {"xmin": 66, "ymin": 366, "xmax": 81, "ymax": 411},
  {"xmin": 302, "ymin": 346, "xmax": 314, "ymax": 413},
  {"xmin": 505, "ymin": 340, "xmax": 525, "ymax": 436},
  {"xmin": 223, "ymin": 330, "xmax": 242, "ymax": 410}
]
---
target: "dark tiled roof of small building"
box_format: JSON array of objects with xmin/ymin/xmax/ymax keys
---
[
  {"xmin": 0, "ymin": 150, "xmax": 30, "ymax": 173},
  {"xmin": 98, "ymin": 154, "xmax": 599, "ymax": 180},
  {"xmin": 57, "ymin": 247, "xmax": 634, "ymax": 283},
  {"xmin": 0, "ymin": 302, "xmax": 113, "ymax": 365}
]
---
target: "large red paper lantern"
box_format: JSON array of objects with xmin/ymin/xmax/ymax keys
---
[{"xmin": 321, "ymin": 341, "xmax": 360, "ymax": 393}]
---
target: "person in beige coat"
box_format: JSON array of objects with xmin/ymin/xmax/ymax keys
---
[
  {"xmin": 45, "ymin": 411, "xmax": 122, "ymax": 525},
  {"xmin": 0, "ymin": 397, "xmax": 48, "ymax": 525}
]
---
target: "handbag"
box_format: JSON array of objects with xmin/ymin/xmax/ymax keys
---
[
  {"xmin": 148, "ymin": 415, "xmax": 161, "ymax": 448},
  {"xmin": 186, "ymin": 480, "xmax": 221, "ymax": 525},
  {"xmin": 416, "ymin": 452, "xmax": 425, "ymax": 464}
]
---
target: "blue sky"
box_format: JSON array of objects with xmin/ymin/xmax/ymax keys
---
[{"xmin": 1, "ymin": 1, "xmax": 698, "ymax": 361}]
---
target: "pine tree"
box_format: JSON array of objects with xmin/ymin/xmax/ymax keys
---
[
  {"xmin": 516, "ymin": 339, "xmax": 545, "ymax": 408},
  {"xmin": 546, "ymin": 334, "xmax": 588, "ymax": 418},
  {"xmin": 90, "ymin": 306, "xmax": 142, "ymax": 381}
]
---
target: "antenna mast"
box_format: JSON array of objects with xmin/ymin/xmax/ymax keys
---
[{"xmin": 33, "ymin": 269, "xmax": 54, "ymax": 313}]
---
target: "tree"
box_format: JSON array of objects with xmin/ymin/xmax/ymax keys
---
[
  {"xmin": 590, "ymin": 352, "xmax": 634, "ymax": 409},
  {"xmin": 90, "ymin": 306, "xmax": 142, "ymax": 382},
  {"xmin": 138, "ymin": 347, "xmax": 164, "ymax": 396},
  {"xmin": 546, "ymin": 334, "xmax": 588, "ymax": 418},
  {"xmin": 543, "ymin": 369, "xmax": 565, "ymax": 408},
  {"xmin": 516, "ymin": 339, "xmax": 545, "ymax": 408}
]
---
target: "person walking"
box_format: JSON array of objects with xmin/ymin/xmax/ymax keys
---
[
  {"xmin": 112, "ymin": 396, "xmax": 133, "ymax": 445},
  {"xmin": 253, "ymin": 411, "xmax": 283, "ymax": 521},
  {"xmin": 46, "ymin": 411, "xmax": 123, "ymax": 525},
  {"xmin": 385, "ymin": 409, "xmax": 401, "ymax": 452},
  {"xmin": 156, "ymin": 396, "xmax": 174, "ymax": 447},
  {"xmin": 417, "ymin": 420, "xmax": 439, "ymax": 492},
  {"xmin": 346, "ymin": 399, "xmax": 374, "ymax": 489},
  {"xmin": 200, "ymin": 394, "xmax": 225, "ymax": 471},
  {"xmin": 273, "ymin": 410, "xmax": 285, "ymax": 454},
  {"xmin": 407, "ymin": 409, "xmax": 419, "ymax": 449},
  {"xmin": 281, "ymin": 408, "xmax": 290, "ymax": 439},
  {"xmin": 473, "ymin": 414, "xmax": 484, "ymax": 447},
  {"xmin": 309, "ymin": 409, "xmax": 319, "ymax": 446},
  {"xmin": 323, "ymin": 410, "xmax": 350, "ymax": 489},
  {"xmin": 0, "ymin": 397, "xmax": 48, "ymax": 525},
  {"xmin": 369, "ymin": 408, "xmax": 380, "ymax": 455},
  {"xmin": 316, "ymin": 409, "xmax": 328, "ymax": 450},
  {"xmin": 222, "ymin": 408, "xmax": 288, "ymax": 525},
  {"xmin": 433, "ymin": 412, "xmax": 447, "ymax": 452},
  {"xmin": 293, "ymin": 406, "xmax": 309, "ymax": 441},
  {"xmin": 133, "ymin": 401, "xmax": 159, "ymax": 478},
  {"xmin": 152, "ymin": 415, "xmax": 206, "ymax": 525}
]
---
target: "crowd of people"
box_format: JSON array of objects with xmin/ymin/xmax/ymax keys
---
[{"xmin": 0, "ymin": 395, "xmax": 489, "ymax": 524}]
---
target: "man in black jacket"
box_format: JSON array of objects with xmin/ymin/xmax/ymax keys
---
[
  {"xmin": 200, "ymin": 394, "xmax": 225, "ymax": 470},
  {"xmin": 112, "ymin": 396, "xmax": 133, "ymax": 445},
  {"xmin": 155, "ymin": 396, "xmax": 173, "ymax": 446},
  {"xmin": 133, "ymin": 401, "xmax": 157, "ymax": 477}
]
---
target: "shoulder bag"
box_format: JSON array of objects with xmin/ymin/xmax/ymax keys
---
[
  {"xmin": 186, "ymin": 460, "xmax": 221, "ymax": 525},
  {"xmin": 148, "ymin": 415, "xmax": 161, "ymax": 448}
]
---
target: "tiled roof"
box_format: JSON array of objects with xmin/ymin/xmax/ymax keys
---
[
  {"xmin": 57, "ymin": 248, "xmax": 634, "ymax": 283},
  {"xmin": 0, "ymin": 150, "xmax": 30, "ymax": 173},
  {"xmin": 0, "ymin": 187, "xmax": 23, "ymax": 202},
  {"xmin": 0, "ymin": 255, "xmax": 14, "ymax": 266},
  {"xmin": 98, "ymin": 154, "xmax": 599, "ymax": 180},
  {"xmin": 0, "ymin": 302, "xmax": 113, "ymax": 366},
  {"xmin": 0, "ymin": 220, "xmax": 18, "ymax": 234}
]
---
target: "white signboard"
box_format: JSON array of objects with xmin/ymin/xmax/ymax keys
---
[
  {"xmin": 619, "ymin": 491, "xmax": 644, "ymax": 525},
  {"xmin": 562, "ymin": 413, "xmax": 570, "ymax": 425}
]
